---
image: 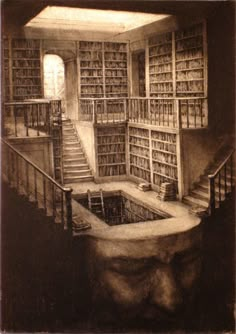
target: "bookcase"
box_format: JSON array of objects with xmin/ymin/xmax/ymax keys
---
[
  {"xmin": 175, "ymin": 23, "xmax": 205, "ymax": 97},
  {"xmin": 149, "ymin": 32, "xmax": 173, "ymax": 97},
  {"xmin": 78, "ymin": 41, "xmax": 104, "ymax": 98},
  {"xmin": 129, "ymin": 127, "xmax": 151, "ymax": 183},
  {"xmin": 3, "ymin": 38, "xmax": 11, "ymax": 103},
  {"xmin": 78, "ymin": 41, "xmax": 128, "ymax": 98},
  {"xmin": 138, "ymin": 51, "xmax": 146, "ymax": 97},
  {"xmin": 151, "ymin": 130, "xmax": 178, "ymax": 190},
  {"xmin": 96, "ymin": 125, "xmax": 126, "ymax": 177},
  {"xmin": 11, "ymin": 39, "xmax": 43, "ymax": 100},
  {"xmin": 148, "ymin": 22, "xmax": 206, "ymax": 98},
  {"xmin": 104, "ymin": 42, "xmax": 128, "ymax": 97}
]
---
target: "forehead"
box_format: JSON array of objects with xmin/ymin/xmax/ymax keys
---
[{"xmin": 88, "ymin": 225, "xmax": 202, "ymax": 263}]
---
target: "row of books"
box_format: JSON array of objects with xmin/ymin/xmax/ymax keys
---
[
  {"xmin": 105, "ymin": 52, "xmax": 127, "ymax": 61},
  {"xmin": 81, "ymin": 77, "xmax": 103, "ymax": 84},
  {"xmin": 12, "ymin": 60, "xmax": 40, "ymax": 67},
  {"xmin": 97, "ymin": 127, "xmax": 125, "ymax": 135},
  {"xmin": 81, "ymin": 86, "xmax": 103, "ymax": 94},
  {"xmin": 152, "ymin": 151, "xmax": 177, "ymax": 165},
  {"xmin": 129, "ymin": 127, "xmax": 149, "ymax": 138},
  {"xmin": 151, "ymin": 131, "xmax": 176, "ymax": 143},
  {"xmin": 176, "ymin": 35, "xmax": 202, "ymax": 52},
  {"xmin": 130, "ymin": 155, "xmax": 150, "ymax": 170},
  {"xmin": 130, "ymin": 166, "xmax": 151, "ymax": 183},
  {"xmin": 98, "ymin": 153, "xmax": 125, "ymax": 165},
  {"xmin": 150, "ymin": 72, "xmax": 172, "ymax": 82},
  {"xmin": 79, "ymin": 51, "xmax": 102, "ymax": 61},
  {"xmin": 105, "ymin": 77, "xmax": 127, "ymax": 84},
  {"xmin": 149, "ymin": 44, "xmax": 172, "ymax": 57},
  {"xmin": 153, "ymin": 174, "xmax": 178, "ymax": 188},
  {"xmin": 79, "ymin": 41, "xmax": 102, "ymax": 50},
  {"xmin": 176, "ymin": 81, "xmax": 204, "ymax": 92},
  {"xmin": 176, "ymin": 69, "xmax": 203, "ymax": 80},
  {"xmin": 12, "ymin": 50, "xmax": 40, "ymax": 58},
  {"xmin": 105, "ymin": 85, "xmax": 128, "ymax": 93},
  {"xmin": 175, "ymin": 24, "xmax": 202, "ymax": 40},
  {"xmin": 105, "ymin": 69, "xmax": 127, "ymax": 77},
  {"xmin": 129, "ymin": 145, "xmax": 150, "ymax": 158},
  {"xmin": 105, "ymin": 61, "xmax": 127, "ymax": 69},
  {"xmin": 13, "ymin": 87, "xmax": 41, "ymax": 95},
  {"xmin": 152, "ymin": 141, "xmax": 177, "ymax": 153},
  {"xmin": 176, "ymin": 59, "xmax": 203, "ymax": 70},
  {"xmin": 12, "ymin": 69, "xmax": 41, "ymax": 77},
  {"xmin": 149, "ymin": 33, "xmax": 172, "ymax": 46},
  {"xmin": 129, "ymin": 136, "xmax": 149, "ymax": 147},
  {"xmin": 104, "ymin": 43, "xmax": 127, "ymax": 52},
  {"xmin": 80, "ymin": 61, "xmax": 102, "ymax": 68},
  {"xmin": 99, "ymin": 164, "xmax": 126, "ymax": 177},
  {"xmin": 150, "ymin": 63, "xmax": 172, "ymax": 73},
  {"xmin": 150, "ymin": 83, "xmax": 173, "ymax": 92},
  {"xmin": 81, "ymin": 69, "xmax": 102, "ymax": 77},
  {"xmin": 176, "ymin": 48, "xmax": 203, "ymax": 60},
  {"xmin": 13, "ymin": 78, "xmax": 41, "ymax": 85},
  {"xmin": 97, "ymin": 135, "xmax": 125, "ymax": 144},
  {"xmin": 124, "ymin": 199, "xmax": 161, "ymax": 221},
  {"xmin": 97, "ymin": 143, "xmax": 125, "ymax": 154},
  {"xmin": 153, "ymin": 163, "xmax": 178, "ymax": 179},
  {"xmin": 12, "ymin": 39, "xmax": 40, "ymax": 48}
]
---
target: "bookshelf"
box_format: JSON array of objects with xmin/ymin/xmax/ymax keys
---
[
  {"xmin": 148, "ymin": 22, "xmax": 206, "ymax": 98},
  {"xmin": 11, "ymin": 39, "xmax": 43, "ymax": 100},
  {"xmin": 148, "ymin": 32, "xmax": 173, "ymax": 97},
  {"xmin": 96, "ymin": 125, "xmax": 126, "ymax": 177},
  {"xmin": 3, "ymin": 38, "xmax": 11, "ymax": 103},
  {"xmin": 104, "ymin": 42, "xmax": 128, "ymax": 97},
  {"xmin": 175, "ymin": 23, "xmax": 205, "ymax": 97},
  {"xmin": 78, "ymin": 41, "xmax": 104, "ymax": 98},
  {"xmin": 151, "ymin": 130, "xmax": 178, "ymax": 190},
  {"xmin": 129, "ymin": 127, "xmax": 151, "ymax": 183},
  {"xmin": 78, "ymin": 41, "xmax": 128, "ymax": 98}
]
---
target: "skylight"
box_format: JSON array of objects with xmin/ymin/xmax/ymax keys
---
[{"xmin": 25, "ymin": 6, "xmax": 169, "ymax": 33}]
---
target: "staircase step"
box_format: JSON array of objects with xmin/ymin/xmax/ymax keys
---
[
  {"xmin": 64, "ymin": 164, "xmax": 89, "ymax": 171},
  {"xmin": 63, "ymin": 158, "xmax": 87, "ymax": 165},
  {"xmin": 191, "ymin": 188, "xmax": 209, "ymax": 200},
  {"xmin": 183, "ymin": 195, "xmax": 209, "ymax": 208},
  {"xmin": 63, "ymin": 153, "xmax": 85, "ymax": 159},
  {"xmin": 64, "ymin": 169, "xmax": 91, "ymax": 176},
  {"xmin": 63, "ymin": 141, "xmax": 80, "ymax": 146},
  {"xmin": 64, "ymin": 175, "xmax": 94, "ymax": 183}
]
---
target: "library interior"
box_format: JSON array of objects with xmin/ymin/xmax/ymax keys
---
[{"xmin": 1, "ymin": 1, "xmax": 235, "ymax": 333}]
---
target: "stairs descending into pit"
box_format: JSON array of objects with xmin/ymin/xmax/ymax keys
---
[
  {"xmin": 183, "ymin": 147, "xmax": 235, "ymax": 214},
  {"xmin": 62, "ymin": 119, "xmax": 93, "ymax": 184}
]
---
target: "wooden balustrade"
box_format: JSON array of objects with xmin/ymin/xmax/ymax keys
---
[
  {"xmin": 208, "ymin": 149, "xmax": 235, "ymax": 215},
  {"xmin": 78, "ymin": 97, "xmax": 207, "ymax": 128},
  {"xmin": 1, "ymin": 138, "xmax": 73, "ymax": 231},
  {"xmin": 3, "ymin": 99, "xmax": 62, "ymax": 137}
]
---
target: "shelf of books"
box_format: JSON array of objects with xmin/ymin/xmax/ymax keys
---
[
  {"xmin": 148, "ymin": 32, "xmax": 173, "ymax": 97},
  {"xmin": 96, "ymin": 125, "xmax": 126, "ymax": 177},
  {"xmin": 11, "ymin": 39, "xmax": 43, "ymax": 100},
  {"xmin": 3, "ymin": 38, "xmax": 11, "ymax": 102},
  {"xmin": 104, "ymin": 42, "xmax": 128, "ymax": 98},
  {"xmin": 129, "ymin": 127, "xmax": 151, "ymax": 183},
  {"xmin": 151, "ymin": 130, "xmax": 178, "ymax": 191},
  {"xmin": 175, "ymin": 23, "xmax": 206, "ymax": 97},
  {"xmin": 78, "ymin": 41, "xmax": 104, "ymax": 98},
  {"xmin": 78, "ymin": 41, "xmax": 128, "ymax": 98},
  {"xmin": 148, "ymin": 22, "xmax": 206, "ymax": 98}
]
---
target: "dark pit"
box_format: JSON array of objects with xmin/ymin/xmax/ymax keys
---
[{"xmin": 74, "ymin": 191, "xmax": 171, "ymax": 226}]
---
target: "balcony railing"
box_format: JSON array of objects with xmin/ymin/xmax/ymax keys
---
[
  {"xmin": 3, "ymin": 99, "xmax": 62, "ymax": 137},
  {"xmin": 79, "ymin": 98, "xmax": 127, "ymax": 124},
  {"xmin": 1, "ymin": 138, "xmax": 73, "ymax": 231},
  {"xmin": 78, "ymin": 97, "xmax": 208, "ymax": 128}
]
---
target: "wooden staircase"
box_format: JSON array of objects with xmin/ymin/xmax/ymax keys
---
[
  {"xmin": 62, "ymin": 119, "xmax": 93, "ymax": 184},
  {"xmin": 183, "ymin": 148, "xmax": 235, "ymax": 215}
]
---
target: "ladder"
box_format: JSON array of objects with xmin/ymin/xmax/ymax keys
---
[{"xmin": 87, "ymin": 189, "xmax": 105, "ymax": 218}]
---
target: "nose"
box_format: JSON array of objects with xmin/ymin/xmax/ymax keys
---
[{"xmin": 149, "ymin": 266, "xmax": 183, "ymax": 313}]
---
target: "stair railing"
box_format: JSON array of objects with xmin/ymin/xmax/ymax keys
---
[
  {"xmin": 1, "ymin": 138, "xmax": 73, "ymax": 232},
  {"xmin": 208, "ymin": 148, "xmax": 235, "ymax": 215}
]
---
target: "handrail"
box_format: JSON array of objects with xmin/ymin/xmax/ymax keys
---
[
  {"xmin": 1, "ymin": 138, "xmax": 72, "ymax": 193},
  {"xmin": 79, "ymin": 96, "xmax": 206, "ymax": 101},
  {"xmin": 5, "ymin": 99, "xmax": 61, "ymax": 106},
  {"xmin": 208, "ymin": 148, "xmax": 235, "ymax": 179}
]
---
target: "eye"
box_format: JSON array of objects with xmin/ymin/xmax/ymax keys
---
[{"xmin": 106, "ymin": 258, "xmax": 154, "ymax": 276}]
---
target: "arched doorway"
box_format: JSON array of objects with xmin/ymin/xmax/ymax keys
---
[{"xmin": 43, "ymin": 54, "xmax": 66, "ymax": 113}]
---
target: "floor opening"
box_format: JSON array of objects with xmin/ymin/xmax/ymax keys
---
[{"xmin": 75, "ymin": 191, "xmax": 171, "ymax": 226}]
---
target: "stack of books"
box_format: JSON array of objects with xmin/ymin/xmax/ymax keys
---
[
  {"xmin": 157, "ymin": 182, "xmax": 176, "ymax": 201},
  {"xmin": 137, "ymin": 183, "xmax": 151, "ymax": 192}
]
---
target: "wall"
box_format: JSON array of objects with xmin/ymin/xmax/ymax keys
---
[
  {"xmin": 8, "ymin": 137, "xmax": 54, "ymax": 176},
  {"xmin": 65, "ymin": 59, "xmax": 78, "ymax": 120},
  {"xmin": 181, "ymin": 129, "xmax": 226, "ymax": 195},
  {"xmin": 74, "ymin": 121, "xmax": 96, "ymax": 173}
]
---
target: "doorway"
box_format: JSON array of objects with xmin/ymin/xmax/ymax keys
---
[{"xmin": 131, "ymin": 50, "xmax": 146, "ymax": 97}]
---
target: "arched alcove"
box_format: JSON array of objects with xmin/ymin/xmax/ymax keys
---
[{"xmin": 43, "ymin": 54, "xmax": 65, "ymax": 100}]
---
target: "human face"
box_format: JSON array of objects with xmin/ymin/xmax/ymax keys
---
[{"xmin": 85, "ymin": 222, "xmax": 202, "ymax": 322}]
